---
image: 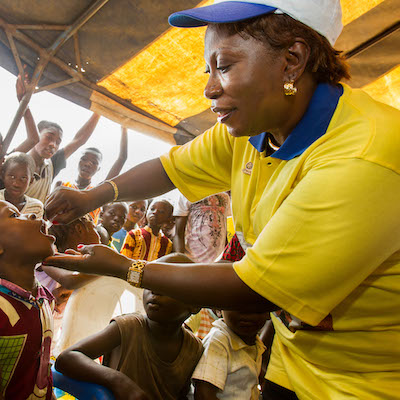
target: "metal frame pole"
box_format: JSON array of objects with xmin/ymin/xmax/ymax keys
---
[{"xmin": 2, "ymin": 0, "xmax": 110, "ymax": 153}]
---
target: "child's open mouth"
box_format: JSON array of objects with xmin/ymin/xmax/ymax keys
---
[{"xmin": 40, "ymin": 220, "xmax": 56, "ymax": 242}]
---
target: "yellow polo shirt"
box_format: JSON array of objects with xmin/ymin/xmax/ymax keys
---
[{"xmin": 160, "ymin": 83, "xmax": 400, "ymax": 399}]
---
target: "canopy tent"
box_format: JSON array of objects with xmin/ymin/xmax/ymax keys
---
[{"xmin": 0, "ymin": 0, "xmax": 399, "ymax": 149}]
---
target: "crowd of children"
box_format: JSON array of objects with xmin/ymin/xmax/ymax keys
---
[{"xmin": 0, "ymin": 75, "xmax": 271, "ymax": 400}]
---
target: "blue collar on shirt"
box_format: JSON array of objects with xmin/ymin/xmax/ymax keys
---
[{"xmin": 249, "ymin": 83, "xmax": 343, "ymax": 160}]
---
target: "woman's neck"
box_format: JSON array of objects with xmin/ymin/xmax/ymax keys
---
[{"xmin": 270, "ymin": 77, "xmax": 317, "ymax": 146}]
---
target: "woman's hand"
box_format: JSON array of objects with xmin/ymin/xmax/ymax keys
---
[
  {"xmin": 45, "ymin": 186, "xmax": 97, "ymax": 224},
  {"xmin": 43, "ymin": 245, "xmax": 131, "ymax": 279}
]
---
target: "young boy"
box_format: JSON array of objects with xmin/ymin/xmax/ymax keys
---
[
  {"xmin": 121, "ymin": 199, "xmax": 173, "ymax": 261},
  {"xmin": 57, "ymin": 126, "xmax": 128, "ymax": 224},
  {"xmin": 55, "ymin": 289, "xmax": 204, "ymax": 400},
  {"xmin": 0, "ymin": 152, "xmax": 44, "ymax": 218},
  {"xmin": 25, "ymin": 112, "xmax": 100, "ymax": 203},
  {"xmin": 112, "ymin": 200, "xmax": 147, "ymax": 252},
  {"xmin": 0, "ymin": 200, "xmax": 56, "ymax": 399},
  {"xmin": 96, "ymin": 202, "xmax": 129, "ymax": 247},
  {"xmin": 192, "ymin": 310, "xmax": 268, "ymax": 400}
]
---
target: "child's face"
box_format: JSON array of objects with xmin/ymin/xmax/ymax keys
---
[
  {"xmin": 127, "ymin": 201, "xmax": 147, "ymax": 225},
  {"xmin": 0, "ymin": 201, "xmax": 55, "ymax": 263},
  {"xmin": 3, "ymin": 161, "xmax": 31, "ymax": 199},
  {"xmin": 36, "ymin": 129, "xmax": 62, "ymax": 159},
  {"xmin": 222, "ymin": 310, "xmax": 268, "ymax": 343},
  {"xmin": 79, "ymin": 219, "xmax": 101, "ymax": 245},
  {"xmin": 78, "ymin": 151, "xmax": 101, "ymax": 181},
  {"xmin": 146, "ymin": 201, "xmax": 172, "ymax": 227},
  {"xmin": 100, "ymin": 204, "xmax": 128, "ymax": 235},
  {"xmin": 68, "ymin": 219, "xmax": 100, "ymax": 250},
  {"xmin": 143, "ymin": 289, "xmax": 191, "ymax": 324}
]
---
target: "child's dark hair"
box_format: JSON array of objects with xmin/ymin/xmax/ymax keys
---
[
  {"xmin": 149, "ymin": 199, "xmax": 174, "ymax": 215},
  {"xmin": 82, "ymin": 147, "xmax": 103, "ymax": 162},
  {"xmin": 37, "ymin": 120, "xmax": 63, "ymax": 134},
  {"xmin": 0, "ymin": 132, "xmax": 3, "ymax": 145},
  {"xmin": 2, "ymin": 152, "xmax": 35, "ymax": 176},
  {"xmin": 102, "ymin": 202, "xmax": 129, "ymax": 212},
  {"xmin": 49, "ymin": 214, "xmax": 93, "ymax": 252}
]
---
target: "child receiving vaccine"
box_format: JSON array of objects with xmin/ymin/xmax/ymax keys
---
[
  {"xmin": 0, "ymin": 152, "xmax": 44, "ymax": 218},
  {"xmin": 55, "ymin": 288, "xmax": 204, "ymax": 400},
  {"xmin": 0, "ymin": 200, "xmax": 55, "ymax": 399}
]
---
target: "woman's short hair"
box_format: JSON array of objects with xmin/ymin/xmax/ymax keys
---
[
  {"xmin": 215, "ymin": 13, "xmax": 350, "ymax": 85},
  {"xmin": 2, "ymin": 152, "xmax": 36, "ymax": 176}
]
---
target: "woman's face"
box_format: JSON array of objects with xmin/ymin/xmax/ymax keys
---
[{"xmin": 204, "ymin": 25, "xmax": 287, "ymax": 138}]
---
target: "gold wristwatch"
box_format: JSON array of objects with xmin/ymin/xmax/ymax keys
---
[{"xmin": 127, "ymin": 260, "xmax": 147, "ymax": 288}]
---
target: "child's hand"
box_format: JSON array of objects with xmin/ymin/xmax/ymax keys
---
[
  {"xmin": 16, "ymin": 68, "xmax": 30, "ymax": 102},
  {"xmin": 110, "ymin": 374, "xmax": 149, "ymax": 400}
]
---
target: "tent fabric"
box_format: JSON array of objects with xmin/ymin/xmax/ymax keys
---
[{"xmin": 0, "ymin": 0, "xmax": 399, "ymax": 144}]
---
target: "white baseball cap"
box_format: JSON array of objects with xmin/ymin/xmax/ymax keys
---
[{"xmin": 169, "ymin": 0, "xmax": 343, "ymax": 46}]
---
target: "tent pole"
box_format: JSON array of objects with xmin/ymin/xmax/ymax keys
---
[
  {"xmin": 2, "ymin": 57, "xmax": 47, "ymax": 156},
  {"xmin": 3, "ymin": 0, "xmax": 110, "ymax": 154}
]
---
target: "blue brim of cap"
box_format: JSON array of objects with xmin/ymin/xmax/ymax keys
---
[{"xmin": 169, "ymin": 1, "xmax": 277, "ymax": 27}]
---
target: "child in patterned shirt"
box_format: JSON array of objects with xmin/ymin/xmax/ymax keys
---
[
  {"xmin": 0, "ymin": 200, "xmax": 55, "ymax": 399},
  {"xmin": 121, "ymin": 199, "xmax": 173, "ymax": 261},
  {"xmin": 192, "ymin": 310, "xmax": 268, "ymax": 400}
]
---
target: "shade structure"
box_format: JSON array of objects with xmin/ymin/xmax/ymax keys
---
[{"xmin": 0, "ymin": 0, "xmax": 399, "ymax": 145}]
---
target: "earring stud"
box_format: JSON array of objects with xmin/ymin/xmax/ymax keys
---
[{"xmin": 284, "ymin": 80, "xmax": 297, "ymax": 96}]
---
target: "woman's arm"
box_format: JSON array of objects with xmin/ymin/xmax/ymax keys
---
[
  {"xmin": 44, "ymin": 248, "xmax": 277, "ymax": 312},
  {"xmin": 41, "ymin": 265, "xmax": 96, "ymax": 290},
  {"xmin": 45, "ymin": 158, "xmax": 175, "ymax": 223},
  {"xmin": 56, "ymin": 321, "xmax": 148, "ymax": 400}
]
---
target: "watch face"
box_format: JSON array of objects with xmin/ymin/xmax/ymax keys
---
[{"xmin": 128, "ymin": 270, "xmax": 140, "ymax": 284}]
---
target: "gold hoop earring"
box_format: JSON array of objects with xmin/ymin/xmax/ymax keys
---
[{"xmin": 284, "ymin": 81, "xmax": 297, "ymax": 96}]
